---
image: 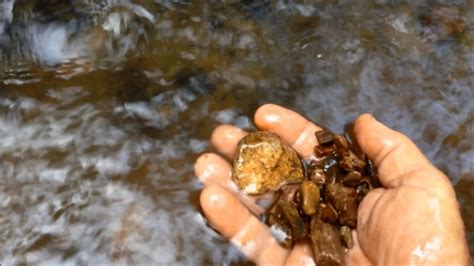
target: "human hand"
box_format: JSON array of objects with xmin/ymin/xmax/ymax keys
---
[{"xmin": 194, "ymin": 104, "xmax": 471, "ymax": 265}]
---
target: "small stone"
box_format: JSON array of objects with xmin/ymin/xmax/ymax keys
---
[
  {"xmin": 301, "ymin": 181, "xmax": 320, "ymax": 216},
  {"xmin": 233, "ymin": 131, "xmax": 304, "ymax": 195},
  {"xmin": 352, "ymin": 156, "xmax": 366, "ymax": 169},
  {"xmin": 318, "ymin": 203, "xmax": 339, "ymax": 223},
  {"xmin": 318, "ymin": 203, "xmax": 338, "ymax": 224},
  {"xmin": 339, "ymin": 155, "xmax": 367, "ymax": 171},
  {"xmin": 277, "ymin": 197, "xmax": 307, "ymax": 241},
  {"xmin": 310, "ymin": 168, "xmax": 326, "ymax": 186},
  {"xmin": 323, "ymin": 154, "xmax": 339, "ymax": 172},
  {"xmin": 267, "ymin": 209, "xmax": 294, "ymax": 248},
  {"xmin": 333, "ymin": 135, "xmax": 349, "ymax": 149},
  {"xmin": 315, "ymin": 145, "xmax": 335, "ymax": 157},
  {"xmin": 326, "ymin": 163, "xmax": 344, "ymax": 184},
  {"xmin": 309, "ymin": 218, "xmax": 344, "ymax": 266},
  {"xmin": 339, "ymin": 156, "xmax": 353, "ymax": 171},
  {"xmin": 343, "ymin": 171, "xmax": 362, "ymax": 187},
  {"xmin": 356, "ymin": 181, "xmax": 371, "ymax": 203},
  {"xmin": 315, "ymin": 130, "xmax": 334, "ymax": 145},
  {"xmin": 280, "ymin": 184, "xmax": 301, "ymax": 205},
  {"xmin": 340, "ymin": 226, "xmax": 354, "ymax": 249},
  {"xmin": 325, "ymin": 183, "xmax": 358, "ymax": 228}
]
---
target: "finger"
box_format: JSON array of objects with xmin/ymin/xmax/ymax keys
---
[
  {"xmin": 254, "ymin": 104, "xmax": 322, "ymax": 158},
  {"xmin": 201, "ymin": 185, "xmax": 289, "ymax": 264},
  {"xmin": 194, "ymin": 153, "xmax": 232, "ymax": 187},
  {"xmin": 353, "ymin": 114, "xmax": 434, "ymax": 188},
  {"xmin": 285, "ymin": 243, "xmax": 315, "ymax": 266},
  {"xmin": 211, "ymin": 124, "xmax": 248, "ymax": 159}
]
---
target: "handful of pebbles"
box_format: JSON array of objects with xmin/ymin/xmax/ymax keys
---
[{"xmin": 232, "ymin": 129, "xmax": 380, "ymax": 265}]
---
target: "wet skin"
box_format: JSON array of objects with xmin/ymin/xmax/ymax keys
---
[{"xmin": 194, "ymin": 104, "xmax": 471, "ymax": 265}]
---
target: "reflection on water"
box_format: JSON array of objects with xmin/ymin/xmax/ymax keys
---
[{"xmin": 0, "ymin": 0, "xmax": 473, "ymax": 264}]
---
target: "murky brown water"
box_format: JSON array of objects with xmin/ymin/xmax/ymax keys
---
[{"xmin": 0, "ymin": 0, "xmax": 473, "ymax": 264}]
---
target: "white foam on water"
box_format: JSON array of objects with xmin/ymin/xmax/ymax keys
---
[
  {"xmin": 298, "ymin": 50, "xmax": 473, "ymax": 184},
  {"xmin": 0, "ymin": 89, "xmax": 242, "ymax": 264}
]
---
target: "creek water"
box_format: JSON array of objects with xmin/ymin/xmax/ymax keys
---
[{"xmin": 0, "ymin": 0, "xmax": 473, "ymax": 264}]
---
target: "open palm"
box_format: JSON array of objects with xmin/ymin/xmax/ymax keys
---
[{"xmin": 194, "ymin": 104, "xmax": 470, "ymax": 265}]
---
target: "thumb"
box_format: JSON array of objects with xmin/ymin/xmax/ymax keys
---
[{"xmin": 353, "ymin": 114, "xmax": 434, "ymax": 188}]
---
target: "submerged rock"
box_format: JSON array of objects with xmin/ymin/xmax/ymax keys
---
[{"xmin": 233, "ymin": 131, "xmax": 304, "ymax": 195}]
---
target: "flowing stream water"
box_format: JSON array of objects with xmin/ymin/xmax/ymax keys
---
[{"xmin": 0, "ymin": 0, "xmax": 473, "ymax": 264}]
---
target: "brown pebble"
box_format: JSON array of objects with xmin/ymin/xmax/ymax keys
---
[
  {"xmin": 325, "ymin": 183, "xmax": 358, "ymax": 228},
  {"xmin": 277, "ymin": 197, "xmax": 308, "ymax": 241},
  {"xmin": 336, "ymin": 147, "xmax": 350, "ymax": 158},
  {"xmin": 315, "ymin": 145, "xmax": 335, "ymax": 157},
  {"xmin": 309, "ymin": 218, "xmax": 344, "ymax": 266},
  {"xmin": 323, "ymin": 154, "xmax": 339, "ymax": 172},
  {"xmin": 267, "ymin": 211, "xmax": 294, "ymax": 248},
  {"xmin": 333, "ymin": 135, "xmax": 349, "ymax": 149},
  {"xmin": 315, "ymin": 130, "xmax": 334, "ymax": 145},
  {"xmin": 310, "ymin": 168, "xmax": 326, "ymax": 186},
  {"xmin": 280, "ymin": 184, "xmax": 301, "ymax": 204},
  {"xmin": 325, "ymin": 164, "xmax": 344, "ymax": 184},
  {"xmin": 340, "ymin": 226, "xmax": 354, "ymax": 249},
  {"xmin": 352, "ymin": 156, "xmax": 366, "ymax": 169},
  {"xmin": 301, "ymin": 181, "xmax": 320, "ymax": 216},
  {"xmin": 343, "ymin": 171, "xmax": 362, "ymax": 187},
  {"xmin": 356, "ymin": 181, "xmax": 371, "ymax": 203},
  {"xmin": 339, "ymin": 155, "xmax": 353, "ymax": 171},
  {"xmin": 318, "ymin": 203, "xmax": 338, "ymax": 224}
]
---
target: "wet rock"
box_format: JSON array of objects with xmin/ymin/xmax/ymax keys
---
[
  {"xmin": 343, "ymin": 171, "xmax": 362, "ymax": 187},
  {"xmin": 325, "ymin": 163, "xmax": 344, "ymax": 184},
  {"xmin": 325, "ymin": 183, "xmax": 358, "ymax": 228},
  {"xmin": 301, "ymin": 181, "xmax": 320, "ymax": 216},
  {"xmin": 267, "ymin": 192, "xmax": 308, "ymax": 248},
  {"xmin": 333, "ymin": 135, "xmax": 349, "ymax": 149},
  {"xmin": 267, "ymin": 208, "xmax": 294, "ymax": 248},
  {"xmin": 356, "ymin": 180, "xmax": 371, "ymax": 203},
  {"xmin": 352, "ymin": 156, "xmax": 366, "ymax": 169},
  {"xmin": 315, "ymin": 130, "xmax": 334, "ymax": 146},
  {"xmin": 340, "ymin": 225, "xmax": 353, "ymax": 249},
  {"xmin": 338, "ymin": 155, "xmax": 353, "ymax": 171},
  {"xmin": 318, "ymin": 203, "xmax": 338, "ymax": 224},
  {"xmin": 323, "ymin": 154, "xmax": 339, "ymax": 172},
  {"xmin": 280, "ymin": 184, "xmax": 301, "ymax": 204},
  {"xmin": 310, "ymin": 218, "xmax": 345, "ymax": 266},
  {"xmin": 310, "ymin": 168, "xmax": 326, "ymax": 186},
  {"xmin": 339, "ymin": 154, "xmax": 366, "ymax": 171},
  {"xmin": 233, "ymin": 131, "xmax": 304, "ymax": 194},
  {"xmin": 315, "ymin": 145, "xmax": 335, "ymax": 157},
  {"xmin": 277, "ymin": 197, "xmax": 307, "ymax": 241}
]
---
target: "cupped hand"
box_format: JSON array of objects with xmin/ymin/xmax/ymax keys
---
[{"xmin": 194, "ymin": 104, "xmax": 471, "ymax": 265}]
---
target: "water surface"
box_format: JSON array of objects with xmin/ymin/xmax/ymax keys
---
[{"xmin": 0, "ymin": 0, "xmax": 473, "ymax": 264}]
